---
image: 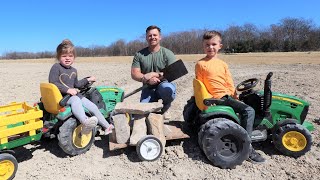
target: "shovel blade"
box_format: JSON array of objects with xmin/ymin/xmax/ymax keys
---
[{"xmin": 162, "ymin": 59, "xmax": 188, "ymax": 82}]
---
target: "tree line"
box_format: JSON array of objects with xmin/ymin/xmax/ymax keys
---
[{"xmin": 2, "ymin": 17, "xmax": 320, "ymax": 60}]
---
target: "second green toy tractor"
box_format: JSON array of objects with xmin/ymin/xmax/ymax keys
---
[{"xmin": 184, "ymin": 72, "xmax": 314, "ymax": 169}]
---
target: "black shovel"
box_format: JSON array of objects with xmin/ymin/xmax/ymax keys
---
[{"xmin": 123, "ymin": 59, "xmax": 188, "ymax": 99}]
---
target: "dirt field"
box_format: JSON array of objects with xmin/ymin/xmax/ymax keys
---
[{"xmin": 1, "ymin": 52, "xmax": 320, "ymax": 180}]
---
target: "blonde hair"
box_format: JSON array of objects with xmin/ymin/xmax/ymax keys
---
[{"xmin": 56, "ymin": 39, "xmax": 76, "ymax": 59}]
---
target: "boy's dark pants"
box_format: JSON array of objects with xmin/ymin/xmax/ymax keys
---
[{"xmin": 219, "ymin": 95, "xmax": 255, "ymax": 139}]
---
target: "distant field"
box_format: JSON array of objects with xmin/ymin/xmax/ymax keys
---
[{"xmin": 1, "ymin": 51, "xmax": 319, "ymax": 64}]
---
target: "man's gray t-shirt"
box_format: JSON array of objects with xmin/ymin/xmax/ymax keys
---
[{"xmin": 132, "ymin": 46, "xmax": 176, "ymax": 73}]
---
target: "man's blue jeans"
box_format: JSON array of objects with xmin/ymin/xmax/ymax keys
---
[{"xmin": 140, "ymin": 81, "xmax": 176, "ymax": 112}]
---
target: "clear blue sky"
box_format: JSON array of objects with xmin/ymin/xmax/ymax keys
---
[{"xmin": 0, "ymin": 0, "xmax": 319, "ymax": 55}]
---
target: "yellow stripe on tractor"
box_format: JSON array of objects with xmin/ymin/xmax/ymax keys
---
[{"xmin": 272, "ymin": 96, "xmax": 303, "ymax": 105}]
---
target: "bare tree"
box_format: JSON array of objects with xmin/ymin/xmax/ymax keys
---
[{"xmin": 127, "ymin": 40, "xmax": 146, "ymax": 55}]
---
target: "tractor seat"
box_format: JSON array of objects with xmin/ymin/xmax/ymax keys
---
[
  {"xmin": 40, "ymin": 83, "xmax": 63, "ymax": 114},
  {"xmin": 193, "ymin": 79, "xmax": 213, "ymax": 110}
]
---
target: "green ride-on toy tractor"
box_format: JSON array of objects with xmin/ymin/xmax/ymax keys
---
[
  {"xmin": 37, "ymin": 81, "xmax": 125, "ymax": 156},
  {"xmin": 184, "ymin": 72, "xmax": 314, "ymax": 169}
]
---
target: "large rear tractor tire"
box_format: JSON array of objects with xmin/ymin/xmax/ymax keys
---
[
  {"xmin": 58, "ymin": 118, "xmax": 96, "ymax": 156},
  {"xmin": 183, "ymin": 96, "xmax": 199, "ymax": 125},
  {"xmin": 273, "ymin": 123, "xmax": 312, "ymax": 157},
  {"xmin": 0, "ymin": 153, "xmax": 18, "ymax": 180},
  {"xmin": 198, "ymin": 119, "xmax": 216, "ymax": 150},
  {"xmin": 198, "ymin": 118, "xmax": 251, "ymax": 169}
]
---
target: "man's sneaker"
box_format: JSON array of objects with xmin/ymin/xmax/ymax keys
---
[
  {"xmin": 163, "ymin": 109, "xmax": 172, "ymax": 120},
  {"xmin": 104, "ymin": 124, "xmax": 114, "ymax": 135},
  {"xmin": 248, "ymin": 148, "xmax": 266, "ymax": 164},
  {"xmin": 81, "ymin": 116, "xmax": 98, "ymax": 135}
]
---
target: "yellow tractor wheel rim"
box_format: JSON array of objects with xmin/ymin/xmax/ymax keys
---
[
  {"xmin": 72, "ymin": 125, "xmax": 93, "ymax": 148},
  {"xmin": 0, "ymin": 160, "xmax": 15, "ymax": 179},
  {"xmin": 282, "ymin": 131, "xmax": 307, "ymax": 152}
]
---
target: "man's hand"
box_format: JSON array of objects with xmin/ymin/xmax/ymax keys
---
[
  {"xmin": 143, "ymin": 72, "xmax": 163, "ymax": 85},
  {"xmin": 143, "ymin": 72, "xmax": 160, "ymax": 81},
  {"xmin": 131, "ymin": 67, "xmax": 163, "ymax": 83},
  {"xmin": 147, "ymin": 77, "xmax": 161, "ymax": 85},
  {"xmin": 67, "ymin": 88, "xmax": 78, "ymax": 96}
]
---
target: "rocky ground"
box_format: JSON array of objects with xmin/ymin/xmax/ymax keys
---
[{"xmin": 1, "ymin": 53, "xmax": 320, "ymax": 180}]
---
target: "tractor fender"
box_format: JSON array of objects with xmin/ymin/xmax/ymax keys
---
[
  {"xmin": 56, "ymin": 107, "xmax": 73, "ymax": 121},
  {"xmin": 56, "ymin": 106, "xmax": 93, "ymax": 122},
  {"xmin": 0, "ymin": 150, "xmax": 15, "ymax": 155},
  {"xmin": 199, "ymin": 111, "xmax": 240, "ymax": 125},
  {"xmin": 272, "ymin": 118, "xmax": 298, "ymax": 133}
]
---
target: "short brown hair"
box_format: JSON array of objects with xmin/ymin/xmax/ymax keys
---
[
  {"xmin": 203, "ymin": 30, "xmax": 222, "ymax": 42},
  {"xmin": 146, "ymin": 25, "xmax": 161, "ymax": 33},
  {"xmin": 56, "ymin": 39, "xmax": 76, "ymax": 59}
]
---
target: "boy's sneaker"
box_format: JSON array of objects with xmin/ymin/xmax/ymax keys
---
[
  {"xmin": 104, "ymin": 124, "xmax": 114, "ymax": 135},
  {"xmin": 248, "ymin": 148, "xmax": 266, "ymax": 164},
  {"xmin": 82, "ymin": 116, "xmax": 98, "ymax": 135}
]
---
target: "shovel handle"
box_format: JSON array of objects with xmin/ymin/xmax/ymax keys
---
[{"xmin": 123, "ymin": 84, "xmax": 148, "ymax": 99}]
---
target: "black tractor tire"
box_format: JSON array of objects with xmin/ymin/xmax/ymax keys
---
[
  {"xmin": 198, "ymin": 118, "xmax": 251, "ymax": 169},
  {"xmin": 273, "ymin": 123, "xmax": 312, "ymax": 157},
  {"xmin": 198, "ymin": 119, "xmax": 217, "ymax": 150},
  {"xmin": 183, "ymin": 96, "xmax": 199, "ymax": 125},
  {"xmin": 58, "ymin": 118, "xmax": 95, "ymax": 156},
  {"xmin": 0, "ymin": 153, "xmax": 18, "ymax": 180}
]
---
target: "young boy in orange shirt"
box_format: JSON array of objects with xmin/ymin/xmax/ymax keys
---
[{"xmin": 195, "ymin": 30, "xmax": 265, "ymax": 163}]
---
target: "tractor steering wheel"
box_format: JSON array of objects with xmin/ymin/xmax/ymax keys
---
[
  {"xmin": 59, "ymin": 80, "xmax": 95, "ymax": 107},
  {"xmin": 79, "ymin": 81, "xmax": 95, "ymax": 93},
  {"xmin": 236, "ymin": 78, "xmax": 259, "ymax": 92}
]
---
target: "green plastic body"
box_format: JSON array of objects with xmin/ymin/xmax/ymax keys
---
[{"xmin": 202, "ymin": 91, "xmax": 314, "ymax": 131}]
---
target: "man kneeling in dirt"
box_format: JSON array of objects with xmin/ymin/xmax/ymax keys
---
[{"xmin": 131, "ymin": 25, "xmax": 176, "ymax": 119}]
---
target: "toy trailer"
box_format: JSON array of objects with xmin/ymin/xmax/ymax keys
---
[
  {"xmin": 0, "ymin": 102, "xmax": 43, "ymax": 180},
  {"xmin": 108, "ymin": 102, "xmax": 189, "ymax": 162}
]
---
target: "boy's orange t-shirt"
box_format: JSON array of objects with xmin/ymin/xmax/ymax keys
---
[{"xmin": 195, "ymin": 58, "xmax": 236, "ymax": 99}]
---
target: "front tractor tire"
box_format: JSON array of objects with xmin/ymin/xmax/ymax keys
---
[
  {"xmin": 58, "ymin": 118, "xmax": 96, "ymax": 156},
  {"xmin": 273, "ymin": 123, "xmax": 312, "ymax": 157},
  {"xmin": 198, "ymin": 118, "xmax": 251, "ymax": 169}
]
